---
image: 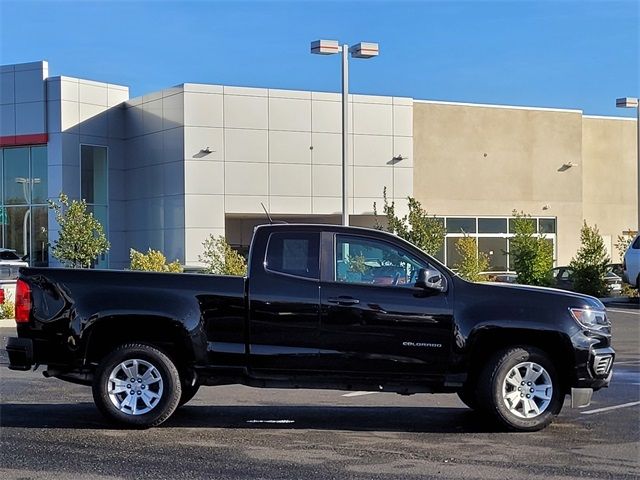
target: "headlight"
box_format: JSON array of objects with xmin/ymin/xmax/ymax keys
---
[{"xmin": 569, "ymin": 308, "xmax": 610, "ymax": 330}]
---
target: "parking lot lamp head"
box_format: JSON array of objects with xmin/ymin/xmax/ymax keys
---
[{"xmin": 310, "ymin": 39, "xmax": 379, "ymax": 227}]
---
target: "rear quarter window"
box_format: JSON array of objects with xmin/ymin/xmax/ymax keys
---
[{"xmin": 265, "ymin": 232, "xmax": 320, "ymax": 280}]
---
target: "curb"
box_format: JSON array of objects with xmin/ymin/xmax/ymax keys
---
[{"xmin": 0, "ymin": 319, "xmax": 15, "ymax": 328}]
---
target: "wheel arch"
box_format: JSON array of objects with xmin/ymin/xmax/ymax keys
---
[
  {"xmin": 82, "ymin": 315, "xmax": 197, "ymax": 368},
  {"xmin": 465, "ymin": 327, "xmax": 575, "ymax": 393}
]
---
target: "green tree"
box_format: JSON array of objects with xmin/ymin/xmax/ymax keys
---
[
  {"xmin": 509, "ymin": 210, "xmax": 554, "ymax": 286},
  {"xmin": 199, "ymin": 235, "xmax": 247, "ymax": 276},
  {"xmin": 569, "ymin": 221, "xmax": 610, "ymax": 297},
  {"xmin": 130, "ymin": 248, "xmax": 183, "ymax": 273},
  {"xmin": 373, "ymin": 187, "xmax": 445, "ymax": 257},
  {"xmin": 49, "ymin": 193, "xmax": 110, "ymax": 268},
  {"xmin": 454, "ymin": 235, "xmax": 489, "ymax": 282},
  {"xmin": 614, "ymin": 230, "xmax": 637, "ymax": 262}
]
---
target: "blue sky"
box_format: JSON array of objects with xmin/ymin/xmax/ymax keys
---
[{"xmin": 0, "ymin": 0, "xmax": 638, "ymax": 116}]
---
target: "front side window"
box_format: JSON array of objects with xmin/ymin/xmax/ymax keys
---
[
  {"xmin": 265, "ymin": 232, "xmax": 320, "ymax": 280},
  {"xmin": 336, "ymin": 235, "xmax": 428, "ymax": 287}
]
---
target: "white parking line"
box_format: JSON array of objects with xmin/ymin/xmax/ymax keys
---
[
  {"xmin": 580, "ymin": 401, "xmax": 640, "ymax": 415},
  {"xmin": 342, "ymin": 391, "xmax": 378, "ymax": 397},
  {"xmin": 607, "ymin": 308, "xmax": 640, "ymax": 315},
  {"xmin": 246, "ymin": 419, "xmax": 295, "ymax": 424}
]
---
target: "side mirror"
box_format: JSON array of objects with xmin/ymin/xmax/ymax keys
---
[{"xmin": 415, "ymin": 268, "xmax": 446, "ymax": 292}]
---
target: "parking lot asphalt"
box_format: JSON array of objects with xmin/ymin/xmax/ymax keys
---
[{"xmin": 1, "ymin": 307, "xmax": 638, "ymax": 480}]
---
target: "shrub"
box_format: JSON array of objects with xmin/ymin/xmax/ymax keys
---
[
  {"xmin": 509, "ymin": 210, "xmax": 554, "ymax": 286},
  {"xmin": 614, "ymin": 230, "xmax": 637, "ymax": 262},
  {"xmin": 569, "ymin": 221, "xmax": 610, "ymax": 297},
  {"xmin": 199, "ymin": 235, "xmax": 247, "ymax": 276},
  {"xmin": 0, "ymin": 300, "xmax": 15, "ymax": 319},
  {"xmin": 454, "ymin": 235, "xmax": 489, "ymax": 282},
  {"xmin": 49, "ymin": 193, "xmax": 110, "ymax": 268},
  {"xmin": 130, "ymin": 248, "xmax": 183, "ymax": 273},
  {"xmin": 373, "ymin": 187, "xmax": 445, "ymax": 257}
]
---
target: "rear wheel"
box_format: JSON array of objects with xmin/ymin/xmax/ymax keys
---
[
  {"xmin": 92, "ymin": 343, "xmax": 181, "ymax": 428},
  {"xmin": 477, "ymin": 346, "xmax": 563, "ymax": 431}
]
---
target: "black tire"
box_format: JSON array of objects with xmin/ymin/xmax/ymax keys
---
[
  {"xmin": 178, "ymin": 381, "xmax": 201, "ymax": 407},
  {"xmin": 477, "ymin": 346, "xmax": 563, "ymax": 432},
  {"xmin": 92, "ymin": 343, "xmax": 182, "ymax": 428}
]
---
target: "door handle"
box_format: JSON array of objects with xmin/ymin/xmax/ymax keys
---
[{"xmin": 327, "ymin": 296, "xmax": 360, "ymax": 306}]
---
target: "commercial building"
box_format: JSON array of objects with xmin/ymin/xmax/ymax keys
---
[{"xmin": 0, "ymin": 60, "xmax": 637, "ymax": 271}]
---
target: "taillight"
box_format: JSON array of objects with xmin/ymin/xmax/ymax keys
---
[
  {"xmin": 15, "ymin": 279, "xmax": 31, "ymax": 323},
  {"xmin": 0, "ymin": 288, "xmax": 5, "ymax": 305}
]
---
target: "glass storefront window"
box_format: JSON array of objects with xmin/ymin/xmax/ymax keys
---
[
  {"xmin": 478, "ymin": 218, "xmax": 507, "ymax": 234},
  {"xmin": 478, "ymin": 237, "xmax": 508, "ymax": 271},
  {"xmin": 81, "ymin": 145, "xmax": 109, "ymax": 268},
  {"xmin": 446, "ymin": 237, "xmax": 464, "ymax": 270},
  {"xmin": 4, "ymin": 206, "xmax": 29, "ymax": 258},
  {"xmin": 540, "ymin": 218, "xmax": 556, "ymax": 234},
  {"xmin": 31, "ymin": 146, "xmax": 48, "ymax": 205},
  {"xmin": 447, "ymin": 218, "xmax": 476, "ymax": 234},
  {"xmin": 0, "ymin": 145, "xmax": 49, "ymax": 266},
  {"xmin": 81, "ymin": 145, "xmax": 108, "ymax": 205},
  {"xmin": 31, "ymin": 206, "xmax": 49, "ymax": 267},
  {"xmin": 3, "ymin": 148, "xmax": 30, "ymax": 205}
]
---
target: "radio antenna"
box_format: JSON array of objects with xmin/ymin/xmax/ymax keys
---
[{"xmin": 261, "ymin": 203, "xmax": 274, "ymax": 224}]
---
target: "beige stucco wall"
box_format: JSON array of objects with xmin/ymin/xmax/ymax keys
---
[
  {"xmin": 413, "ymin": 101, "xmax": 638, "ymax": 266},
  {"xmin": 413, "ymin": 101, "xmax": 583, "ymax": 265},
  {"xmin": 582, "ymin": 116, "xmax": 638, "ymax": 262}
]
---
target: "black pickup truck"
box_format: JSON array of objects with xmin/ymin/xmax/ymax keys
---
[{"xmin": 6, "ymin": 224, "xmax": 614, "ymax": 431}]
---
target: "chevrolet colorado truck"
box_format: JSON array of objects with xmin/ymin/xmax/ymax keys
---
[{"xmin": 6, "ymin": 224, "xmax": 614, "ymax": 431}]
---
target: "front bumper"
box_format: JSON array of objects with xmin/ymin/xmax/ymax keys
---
[
  {"xmin": 6, "ymin": 337, "xmax": 34, "ymax": 371},
  {"xmin": 573, "ymin": 345, "xmax": 615, "ymax": 390}
]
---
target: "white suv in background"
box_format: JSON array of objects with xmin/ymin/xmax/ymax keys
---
[{"xmin": 623, "ymin": 234, "xmax": 640, "ymax": 289}]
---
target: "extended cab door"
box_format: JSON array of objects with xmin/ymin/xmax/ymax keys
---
[
  {"xmin": 319, "ymin": 233, "xmax": 454, "ymax": 375},
  {"xmin": 247, "ymin": 228, "xmax": 322, "ymax": 372}
]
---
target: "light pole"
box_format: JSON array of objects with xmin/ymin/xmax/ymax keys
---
[
  {"xmin": 311, "ymin": 40, "xmax": 379, "ymax": 226},
  {"xmin": 616, "ymin": 97, "xmax": 640, "ymax": 230},
  {"xmin": 15, "ymin": 177, "xmax": 41, "ymax": 259}
]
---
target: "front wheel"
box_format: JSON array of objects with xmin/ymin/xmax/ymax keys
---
[
  {"xmin": 477, "ymin": 346, "xmax": 563, "ymax": 431},
  {"xmin": 92, "ymin": 343, "xmax": 182, "ymax": 428}
]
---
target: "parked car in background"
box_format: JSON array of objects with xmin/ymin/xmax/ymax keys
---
[
  {"xmin": 623, "ymin": 234, "xmax": 640, "ymax": 289},
  {"xmin": 491, "ymin": 273, "xmax": 518, "ymax": 284},
  {"xmin": 609, "ymin": 263, "xmax": 624, "ymax": 279},
  {"xmin": 550, "ymin": 266, "xmax": 622, "ymax": 296},
  {"xmin": 0, "ymin": 248, "xmax": 28, "ymax": 281}
]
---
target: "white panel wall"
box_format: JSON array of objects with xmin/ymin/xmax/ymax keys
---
[
  {"xmin": 0, "ymin": 61, "xmax": 48, "ymax": 137},
  {"xmin": 119, "ymin": 82, "xmax": 413, "ymax": 266},
  {"xmin": 39, "ymin": 70, "xmax": 130, "ymax": 268}
]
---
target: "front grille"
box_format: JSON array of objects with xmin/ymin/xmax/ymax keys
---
[{"xmin": 593, "ymin": 355, "xmax": 613, "ymax": 376}]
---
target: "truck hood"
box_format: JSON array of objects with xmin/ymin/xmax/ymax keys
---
[{"xmin": 475, "ymin": 281, "xmax": 605, "ymax": 310}]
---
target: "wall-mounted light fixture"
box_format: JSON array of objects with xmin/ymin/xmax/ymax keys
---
[
  {"xmin": 558, "ymin": 161, "xmax": 579, "ymax": 172},
  {"xmin": 200, "ymin": 147, "xmax": 214, "ymax": 154},
  {"xmin": 542, "ymin": 204, "xmax": 551, "ymax": 210}
]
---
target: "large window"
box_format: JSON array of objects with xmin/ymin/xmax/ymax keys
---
[
  {"xmin": 442, "ymin": 216, "xmax": 556, "ymax": 273},
  {"xmin": 81, "ymin": 145, "xmax": 108, "ymax": 268},
  {"xmin": 0, "ymin": 146, "xmax": 49, "ymax": 266}
]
